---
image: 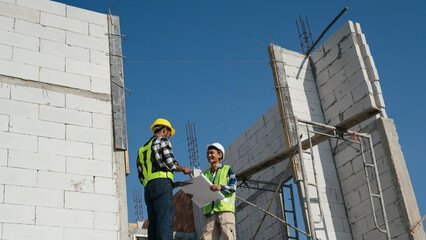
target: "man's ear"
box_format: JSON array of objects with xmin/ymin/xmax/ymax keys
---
[{"xmin": 219, "ymin": 152, "xmax": 223, "ymax": 160}]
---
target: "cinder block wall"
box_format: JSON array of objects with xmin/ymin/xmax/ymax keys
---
[
  {"xmin": 311, "ymin": 21, "xmax": 424, "ymax": 240},
  {"xmin": 224, "ymin": 102, "xmax": 289, "ymax": 239},
  {"xmin": 269, "ymin": 45, "xmax": 353, "ymax": 239},
  {"xmin": 0, "ymin": 1, "xmax": 127, "ymax": 239},
  {"xmin": 226, "ymin": 20, "xmax": 424, "ymax": 240}
]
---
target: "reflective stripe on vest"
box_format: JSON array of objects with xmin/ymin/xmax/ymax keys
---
[
  {"xmin": 138, "ymin": 137, "xmax": 174, "ymax": 187},
  {"xmin": 203, "ymin": 165, "xmax": 236, "ymax": 214}
]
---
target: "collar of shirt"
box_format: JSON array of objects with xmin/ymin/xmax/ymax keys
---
[{"xmin": 211, "ymin": 164, "xmax": 224, "ymax": 181}]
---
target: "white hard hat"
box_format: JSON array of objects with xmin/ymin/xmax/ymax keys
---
[{"xmin": 206, "ymin": 142, "xmax": 225, "ymax": 159}]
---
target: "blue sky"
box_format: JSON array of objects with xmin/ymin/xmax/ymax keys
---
[{"xmin": 58, "ymin": 0, "xmax": 425, "ymax": 229}]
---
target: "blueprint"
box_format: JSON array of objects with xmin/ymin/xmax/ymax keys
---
[{"xmin": 180, "ymin": 174, "xmax": 224, "ymax": 207}]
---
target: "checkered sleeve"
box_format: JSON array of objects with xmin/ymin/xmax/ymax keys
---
[
  {"xmin": 221, "ymin": 167, "xmax": 237, "ymax": 194},
  {"xmin": 152, "ymin": 137, "xmax": 178, "ymax": 171},
  {"xmin": 136, "ymin": 154, "xmax": 144, "ymax": 184}
]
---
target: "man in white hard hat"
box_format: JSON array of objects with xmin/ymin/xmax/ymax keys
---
[
  {"xmin": 137, "ymin": 118, "xmax": 191, "ymax": 240},
  {"xmin": 201, "ymin": 142, "xmax": 237, "ymax": 240}
]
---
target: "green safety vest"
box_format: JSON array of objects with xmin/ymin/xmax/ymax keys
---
[
  {"xmin": 203, "ymin": 165, "xmax": 235, "ymax": 215},
  {"xmin": 138, "ymin": 137, "xmax": 174, "ymax": 187}
]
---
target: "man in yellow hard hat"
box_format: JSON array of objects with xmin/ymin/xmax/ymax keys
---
[
  {"xmin": 137, "ymin": 118, "xmax": 190, "ymax": 240},
  {"xmin": 201, "ymin": 142, "xmax": 237, "ymax": 240}
]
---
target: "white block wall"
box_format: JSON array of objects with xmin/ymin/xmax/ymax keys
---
[
  {"xmin": 311, "ymin": 21, "xmax": 378, "ymax": 125},
  {"xmin": 226, "ymin": 20, "xmax": 424, "ymax": 240},
  {"xmin": 0, "ymin": 1, "xmax": 123, "ymax": 240},
  {"xmin": 0, "ymin": 0, "xmax": 111, "ymax": 94}
]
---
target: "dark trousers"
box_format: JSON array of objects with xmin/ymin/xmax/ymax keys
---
[{"xmin": 144, "ymin": 178, "xmax": 174, "ymax": 240}]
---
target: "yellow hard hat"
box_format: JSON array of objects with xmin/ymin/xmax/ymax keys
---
[{"xmin": 150, "ymin": 118, "xmax": 175, "ymax": 136}]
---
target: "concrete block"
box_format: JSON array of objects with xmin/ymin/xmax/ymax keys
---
[
  {"xmin": 94, "ymin": 177, "xmax": 116, "ymax": 195},
  {"xmin": 281, "ymin": 49, "xmax": 311, "ymax": 69},
  {"xmin": 0, "ymin": 59, "xmax": 39, "ymax": 81},
  {"xmin": 0, "ymin": 166, "xmax": 37, "ymax": 187},
  {"xmin": 94, "ymin": 212, "xmax": 119, "ymax": 231},
  {"xmin": 89, "ymin": 23, "xmax": 108, "ymax": 39},
  {"xmin": 0, "ymin": 82, "xmax": 11, "ymax": 99},
  {"xmin": 351, "ymin": 81, "xmax": 373, "ymax": 103},
  {"xmin": 40, "ymin": 12, "xmax": 88, "ymax": 35},
  {"xmin": 311, "ymin": 44, "xmax": 324, "ymax": 64},
  {"xmin": 93, "ymin": 113, "xmax": 112, "ymax": 130},
  {"xmin": 0, "ymin": 148, "xmax": 7, "ymax": 166},
  {"xmin": 15, "ymin": 19, "xmax": 66, "ymax": 43},
  {"xmin": 93, "ymin": 144, "xmax": 113, "ymax": 162},
  {"xmin": 39, "ymin": 105, "xmax": 92, "ymax": 127},
  {"xmin": 0, "ymin": 1, "xmax": 39, "ymax": 23},
  {"xmin": 66, "ymin": 57, "xmax": 110, "ymax": 79},
  {"xmin": 0, "ymin": 30, "xmax": 39, "ymax": 51},
  {"xmin": 65, "ymin": 191, "xmax": 118, "ymax": 212},
  {"xmin": 0, "ymin": 114, "xmax": 9, "ymax": 132},
  {"xmin": 364, "ymin": 55, "xmax": 380, "ymax": 81},
  {"xmin": 8, "ymin": 149, "xmax": 65, "ymax": 172},
  {"xmin": 287, "ymin": 76, "xmax": 318, "ymax": 93},
  {"xmin": 0, "ymin": 203, "xmax": 34, "ymax": 224},
  {"xmin": 64, "ymin": 228, "xmax": 118, "ymax": 240},
  {"xmin": 66, "ymin": 94, "xmax": 111, "ymax": 114},
  {"xmin": 342, "ymin": 93, "xmax": 376, "ymax": 121},
  {"xmin": 2, "ymin": 223, "xmax": 63, "ymax": 240},
  {"xmin": 0, "ymin": 0, "xmax": 14, "ymax": 4},
  {"xmin": 39, "ymin": 137, "xmax": 92, "ymax": 159},
  {"xmin": 37, "ymin": 170, "xmax": 93, "ymax": 192},
  {"xmin": 0, "ymin": 15, "xmax": 14, "ymax": 31},
  {"xmin": 40, "ymin": 39, "xmax": 89, "ymax": 61},
  {"xmin": 91, "ymin": 77, "xmax": 111, "ymax": 94},
  {"xmin": 66, "ymin": 31, "xmax": 109, "ymax": 52},
  {"xmin": 17, "ymin": 0, "xmax": 66, "ymax": 16},
  {"xmin": 323, "ymin": 93, "xmax": 353, "ymax": 123},
  {"xmin": 66, "ymin": 5, "xmax": 107, "ymax": 26},
  {"xmin": 66, "ymin": 125, "xmax": 111, "ymax": 145},
  {"xmin": 354, "ymin": 22, "xmax": 362, "ymax": 35},
  {"xmin": 341, "ymin": 170, "xmax": 367, "ymax": 193},
  {"xmin": 13, "ymin": 47, "xmax": 65, "ymax": 71},
  {"xmin": 10, "ymin": 116, "xmax": 65, "ymax": 139},
  {"xmin": 322, "ymin": 21, "xmax": 355, "ymax": 53},
  {"xmin": 4, "ymin": 185, "xmax": 63, "ymax": 207},
  {"xmin": 36, "ymin": 206, "xmax": 93, "ymax": 228},
  {"xmin": 11, "ymin": 85, "xmax": 65, "ymax": 107},
  {"xmin": 284, "ymin": 65, "xmax": 315, "ymax": 81},
  {"xmin": 66, "ymin": 157, "xmax": 112, "ymax": 177},
  {"xmin": 90, "ymin": 49, "xmax": 109, "ymax": 66},
  {"xmin": 0, "ymin": 184, "xmax": 3, "ymax": 202},
  {"xmin": 39, "ymin": 68, "xmax": 91, "ymax": 91},
  {"xmin": 0, "ymin": 132, "xmax": 37, "ymax": 152},
  {"xmin": 343, "ymin": 55, "xmax": 365, "ymax": 80},
  {"xmin": 334, "ymin": 69, "xmax": 368, "ymax": 101},
  {"xmin": 0, "ymin": 44, "xmax": 12, "ymax": 60},
  {"xmin": 338, "ymin": 161, "xmax": 354, "ymax": 181}
]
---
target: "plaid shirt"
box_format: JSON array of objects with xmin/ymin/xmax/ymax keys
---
[
  {"xmin": 137, "ymin": 136, "xmax": 178, "ymax": 184},
  {"xmin": 210, "ymin": 164, "xmax": 237, "ymax": 194}
]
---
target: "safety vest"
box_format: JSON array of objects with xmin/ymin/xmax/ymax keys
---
[
  {"xmin": 203, "ymin": 165, "xmax": 235, "ymax": 214},
  {"xmin": 138, "ymin": 137, "xmax": 174, "ymax": 187}
]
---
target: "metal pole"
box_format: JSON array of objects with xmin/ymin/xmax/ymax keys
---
[
  {"xmin": 306, "ymin": 6, "xmax": 348, "ymax": 55},
  {"xmin": 294, "ymin": 118, "xmax": 317, "ymax": 240},
  {"xmin": 367, "ymin": 136, "xmax": 392, "ymax": 240},
  {"xmin": 306, "ymin": 125, "xmax": 324, "ymax": 224},
  {"xmin": 236, "ymin": 195, "xmax": 314, "ymax": 238}
]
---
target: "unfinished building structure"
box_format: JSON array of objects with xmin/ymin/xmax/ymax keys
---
[
  {"xmin": 0, "ymin": 0, "xmax": 129, "ymax": 239},
  {"xmin": 224, "ymin": 21, "xmax": 425, "ymax": 239}
]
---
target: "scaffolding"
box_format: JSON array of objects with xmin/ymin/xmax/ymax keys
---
[{"xmin": 236, "ymin": 117, "xmax": 391, "ymax": 240}]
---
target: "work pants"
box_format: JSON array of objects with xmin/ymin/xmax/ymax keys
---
[
  {"xmin": 201, "ymin": 211, "xmax": 236, "ymax": 240},
  {"xmin": 144, "ymin": 178, "xmax": 174, "ymax": 240}
]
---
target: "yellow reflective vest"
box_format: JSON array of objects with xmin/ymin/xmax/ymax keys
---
[
  {"xmin": 203, "ymin": 165, "xmax": 235, "ymax": 215},
  {"xmin": 138, "ymin": 137, "xmax": 174, "ymax": 187}
]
